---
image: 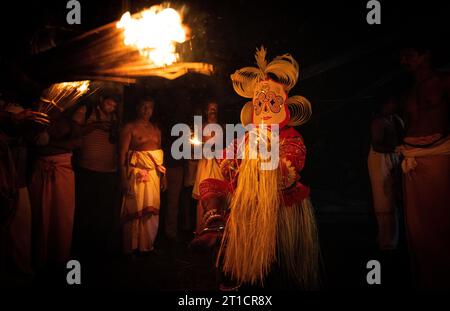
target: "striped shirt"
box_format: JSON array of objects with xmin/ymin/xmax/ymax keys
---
[{"xmin": 75, "ymin": 106, "xmax": 117, "ymax": 172}]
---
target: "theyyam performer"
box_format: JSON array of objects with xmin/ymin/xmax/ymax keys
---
[{"xmin": 192, "ymin": 47, "xmax": 320, "ymax": 289}]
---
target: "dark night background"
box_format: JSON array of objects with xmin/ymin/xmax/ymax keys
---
[{"xmin": 1, "ymin": 0, "xmax": 449, "ymax": 290}]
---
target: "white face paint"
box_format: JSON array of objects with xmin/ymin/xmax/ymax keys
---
[{"xmin": 252, "ymin": 79, "xmax": 289, "ymax": 127}]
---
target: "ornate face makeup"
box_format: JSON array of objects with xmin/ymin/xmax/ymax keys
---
[{"xmin": 252, "ymin": 79, "xmax": 290, "ymax": 128}]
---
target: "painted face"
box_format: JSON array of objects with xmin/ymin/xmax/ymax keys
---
[{"xmin": 252, "ymin": 79, "xmax": 289, "ymax": 127}]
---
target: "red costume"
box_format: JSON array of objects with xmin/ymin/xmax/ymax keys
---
[{"xmin": 192, "ymin": 47, "xmax": 319, "ymax": 289}]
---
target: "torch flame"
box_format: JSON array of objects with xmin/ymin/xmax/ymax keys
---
[
  {"xmin": 76, "ymin": 80, "xmax": 90, "ymax": 93},
  {"xmin": 116, "ymin": 5, "xmax": 187, "ymax": 67},
  {"xmin": 55, "ymin": 80, "xmax": 90, "ymax": 94},
  {"xmin": 189, "ymin": 136, "xmax": 202, "ymax": 146},
  {"xmin": 38, "ymin": 80, "xmax": 91, "ymax": 114}
]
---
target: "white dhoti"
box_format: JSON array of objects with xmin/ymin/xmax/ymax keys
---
[
  {"xmin": 121, "ymin": 150, "xmax": 164, "ymax": 253},
  {"xmin": 192, "ymin": 159, "xmax": 224, "ymax": 233},
  {"xmin": 367, "ymin": 147, "xmax": 400, "ymax": 250}
]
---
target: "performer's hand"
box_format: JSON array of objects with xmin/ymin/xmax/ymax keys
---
[{"xmin": 161, "ymin": 175, "xmax": 168, "ymax": 192}]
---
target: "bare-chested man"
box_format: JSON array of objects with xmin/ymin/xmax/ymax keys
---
[
  {"xmin": 119, "ymin": 97, "xmax": 167, "ymax": 255},
  {"xmin": 396, "ymin": 48, "xmax": 450, "ymax": 289}
]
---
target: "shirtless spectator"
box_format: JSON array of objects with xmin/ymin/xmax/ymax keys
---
[
  {"xmin": 396, "ymin": 47, "xmax": 450, "ymax": 289},
  {"xmin": 119, "ymin": 97, "xmax": 167, "ymax": 256}
]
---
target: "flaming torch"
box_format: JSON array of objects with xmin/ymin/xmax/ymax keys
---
[
  {"xmin": 37, "ymin": 80, "xmax": 92, "ymax": 115},
  {"xmin": 116, "ymin": 7, "xmax": 187, "ymax": 67},
  {"xmin": 28, "ymin": 4, "xmax": 214, "ymax": 84},
  {"xmin": 189, "ymin": 124, "xmax": 203, "ymax": 146},
  {"xmin": 189, "ymin": 135, "xmax": 203, "ymax": 146}
]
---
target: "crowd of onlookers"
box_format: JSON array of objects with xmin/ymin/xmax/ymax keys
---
[{"xmin": 0, "ymin": 89, "xmax": 212, "ymax": 285}]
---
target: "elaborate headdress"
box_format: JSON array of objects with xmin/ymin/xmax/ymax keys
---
[
  {"xmin": 231, "ymin": 46, "xmax": 312, "ymax": 128},
  {"xmin": 217, "ymin": 48, "xmax": 318, "ymax": 288}
]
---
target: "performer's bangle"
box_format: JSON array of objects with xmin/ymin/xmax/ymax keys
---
[
  {"xmin": 204, "ymin": 214, "xmax": 224, "ymax": 228},
  {"xmin": 202, "ymin": 209, "xmax": 218, "ymax": 224}
]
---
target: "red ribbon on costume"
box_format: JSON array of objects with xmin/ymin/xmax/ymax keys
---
[
  {"xmin": 282, "ymin": 181, "xmax": 310, "ymax": 207},
  {"xmin": 199, "ymin": 178, "xmax": 231, "ymax": 201}
]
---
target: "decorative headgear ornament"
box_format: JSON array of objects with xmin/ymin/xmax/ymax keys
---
[{"xmin": 231, "ymin": 46, "xmax": 312, "ymax": 128}]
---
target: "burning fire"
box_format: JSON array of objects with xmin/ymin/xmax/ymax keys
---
[
  {"xmin": 39, "ymin": 80, "xmax": 91, "ymax": 114},
  {"xmin": 116, "ymin": 5, "xmax": 188, "ymax": 67},
  {"xmin": 53, "ymin": 80, "xmax": 90, "ymax": 94},
  {"xmin": 189, "ymin": 136, "xmax": 202, "ymax": 146},
  {"xmin": 74, "ymin": 80, "xmax": 90, "ymax": 93}
]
